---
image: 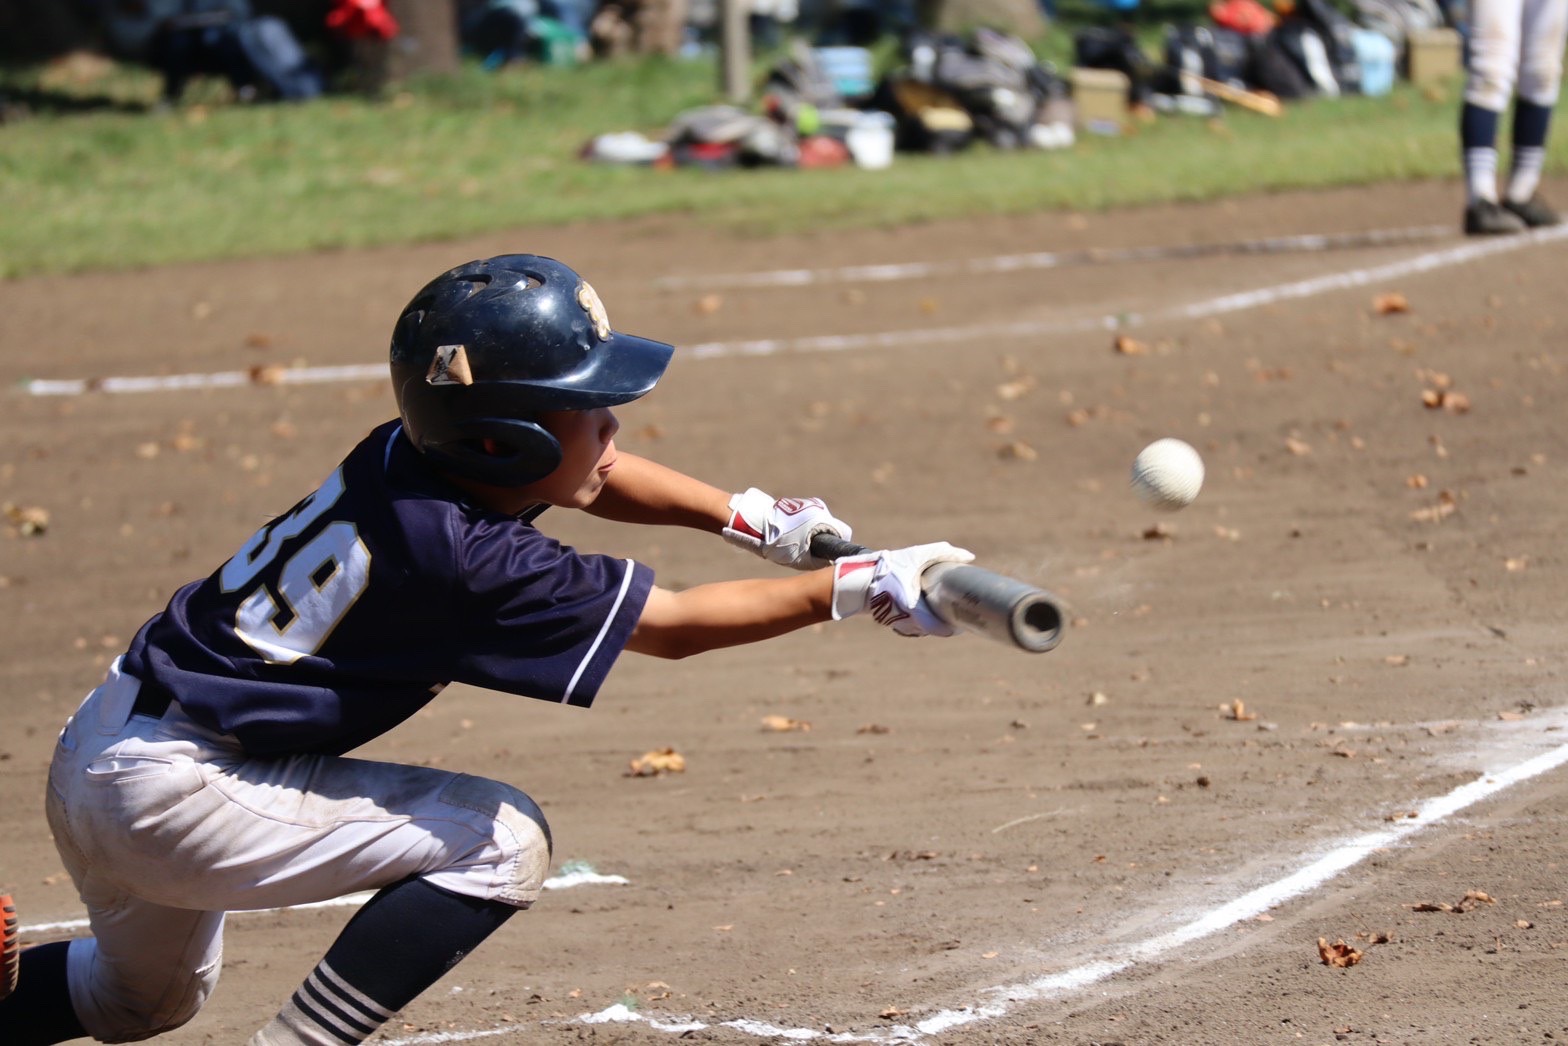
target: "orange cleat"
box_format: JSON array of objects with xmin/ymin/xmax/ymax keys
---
[{"xmin": 1, "ymin": 894, "xmax": 18, "ymax": 999}]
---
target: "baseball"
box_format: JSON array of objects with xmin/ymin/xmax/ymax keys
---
[{"xmin": 1130, "ymin": 438, "xmax": 1204, "ymax": 511}]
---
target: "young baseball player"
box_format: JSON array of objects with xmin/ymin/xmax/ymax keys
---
[
  {"xmin": 0, "ymin": 254, "xmax": 971, "ymax": 1044},
  {"xmin": 1459, "ymin": 0, "xmax": 1568, "ymax": 234}
]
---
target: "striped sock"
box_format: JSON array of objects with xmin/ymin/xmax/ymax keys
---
[
  {"xmin": 249, "ymin": 878, "xmax": 517, "ymax": 1046},
  {"xmin": 1461, "ymin": 103, "xmax": 1502, "ymax": 204},
  {"xmin": 1507, "ymin": 100, "xmax": 1555, "ymax": 203},
  {"xmin": 249, "ymin": 961, "xmax": 395, "ymax": 1045},
  {"xmin": 1508, "ymin": 146, "xmax": 1547, "ymax": 203},
  {"xmin": 1465, "ymin": 148, "xmax": 1501, "ymax": 204}
]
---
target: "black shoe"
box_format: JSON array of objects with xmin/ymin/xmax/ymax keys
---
[
  {"xmin": 1, "ymin": 894, "xmax": 17, "ymax": 1000},
  {"xmin": 1502, "ymin": 194, "xmax": 1562, "ymax": 228},
  {"xmin": 1464, "ymin": 198, "xmax": 1528, "ymax": 235}
]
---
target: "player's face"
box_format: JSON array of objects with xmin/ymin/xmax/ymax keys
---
[{"xmin": 526, "ymin": 406, "xmax": 621, "ymax": 509}]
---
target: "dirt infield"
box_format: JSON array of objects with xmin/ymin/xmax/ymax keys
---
[{"xmin": 4, "ymin": 177, "xmax": 1568, "ymax": 1045}]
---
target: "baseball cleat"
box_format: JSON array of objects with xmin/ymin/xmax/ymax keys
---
[
  {"xmin": 1503, "ymin": 194, "xmax": 1562, "ymax": 228},
  {"xmin": 1464, "ymin": 199, "xmax": 1528, "ymax": 236},
  {"xmin": 1, "ymin": 894, "xmax": 18, "ymax": 999}
]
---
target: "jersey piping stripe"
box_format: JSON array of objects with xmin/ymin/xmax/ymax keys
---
[
  {"xmin": 383, "ymin": 424, "xmax": 403, "ymax": 470},
  {"xmin": 562, "ymin": 559, "xmax": 638, "ymax": 704}
]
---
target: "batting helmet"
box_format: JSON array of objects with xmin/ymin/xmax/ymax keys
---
[{"xmin": 390, "ymin": 254, "xmax": 674, "ymax": 486}]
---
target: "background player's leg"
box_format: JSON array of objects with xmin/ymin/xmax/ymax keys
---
[
  {"xmin": 1461, "ymin": 0, "xmax": 1529, "ymax": 232},
  {"xmin": 249, "ymin": 877, "xmax": 516, "ymax": 1045},
  {"xmin": 1503, "ymin": 0, "xmax": 1568, "ymax": 222},
  {"xmin": 0, "ymin": 941, "xmax": 88, "ymax": 1045}
]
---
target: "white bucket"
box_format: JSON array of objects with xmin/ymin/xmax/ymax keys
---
[{"xmin": 845, "ymin": 112, "xmax": 895, "ymax": 170}]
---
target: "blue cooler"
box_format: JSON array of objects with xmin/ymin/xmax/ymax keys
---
[
  {"xmin": 1352, "ymin": 29, "xmax": 1397, "ymax": 96},
  {"xmin": 814, "ymin": 46, "xmax": 874, "ymax": 100}
]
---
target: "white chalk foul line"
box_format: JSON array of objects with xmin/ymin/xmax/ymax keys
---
[
  {"xmin": 650, "ymin": 224, "xmax": 1457, "ymax": 291},
  {"xmin": 444, "ymin": 717, "xmax": 1566, "ymax": 1046},
  {"xmin": 23, "ymin": 225, "xmax": 1564, "ymax": 400}
]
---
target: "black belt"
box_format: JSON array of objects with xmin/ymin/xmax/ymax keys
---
[{"xmin": 131, "ymin": 678, "xmax": 174, "ymax": 720}]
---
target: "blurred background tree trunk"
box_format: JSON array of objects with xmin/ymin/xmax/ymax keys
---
[
  {"xmin": 917, "ymin": 0, "xmax": 1048, "ymax": 36},
  {"xmin": 636, "ymin": 0, "xmax": 692, "ymax": 55},
  {"xmin": 354, "ymin": 0, "xmax": 461, "ymax": 93}
]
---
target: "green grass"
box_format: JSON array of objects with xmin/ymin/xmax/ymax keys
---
[{"xmin": 0, "ymin": 50, "xmax": 1560, "ymax": 278}]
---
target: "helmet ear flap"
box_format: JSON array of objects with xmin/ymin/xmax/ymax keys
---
[{"xmin": 418, "ymin": 417, "xmax": 563, "ymax": 487}]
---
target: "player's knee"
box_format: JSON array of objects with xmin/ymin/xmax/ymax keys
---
[
  {"xmin": 436, "ymin": 774, "xmax": 553, "ymax": 906},
  {"xmin": 496, "ymin": 784, "xmax": 553, "ymax": 902},
  {"xmin": 1518, "ymin": 63, "xmax": 1563, "ymax": 107},
  {"xmin": 1465, "ymin": 52, "xmax": 1517, "ymax": 111},
  {"xmin": 92, "ymin": 956, "xmax": 220, "ymax": 1042}
]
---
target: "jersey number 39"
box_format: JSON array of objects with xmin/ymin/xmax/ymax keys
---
[{"xmin": 218, "ymin": 468, "xmax": 371, "ymax": 664}]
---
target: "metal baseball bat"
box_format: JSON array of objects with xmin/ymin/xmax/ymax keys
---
[{"xmin": 810, "ymin": 533, "xmax": 1065, "ymax": 654}]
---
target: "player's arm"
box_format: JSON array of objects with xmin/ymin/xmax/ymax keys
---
[
  {"xmin": 627, "ymin": 572, "xmax": 833, "ymax": 658},
  {"xmin": 586, "ymin": 452, "xmax": 732, "ymax": 531},
  {"xmin": 625, "ymin": 542, "xmax": 974, "ymax": 658},
  {"xmin": 589, "ymin": 452, "xmax": 853, "ymax": 571}
]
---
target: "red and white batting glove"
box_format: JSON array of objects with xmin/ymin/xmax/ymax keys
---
[
  {"xmin": 830, "ymin": 542, "xmax": 975, "ymax": 638},
  {"xmin": 722, "ymin": 487, "xmax": 853, "ymax": 570}
]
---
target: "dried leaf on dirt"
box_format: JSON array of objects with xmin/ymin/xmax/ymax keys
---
[
  {"xmin": 1373, "ymin": 292, "xmax": 1410, "ymax": 315},
  {"xmin": 1142, "ymin": 522, "xmax": 1174, "ymax": 541},
  {"xmin": 1409, "ymin": 490, "xmax": 1458, "ymax": 523},
  {"xmin": 1284, "ymin": 436, "xmax": 1312, "ymax": 456},
  {"xmin": 761, "ymin": 715, "xmax": 811, "ymax": 732},
  {"xmin": 1224, "ymin": 699, "xmax": 1258, "ymax": 722},
  {"xmin": 3, "ymin": 503, "xmax": 50, "ymax": 537},
  {"xmin": 878, "ymin": 1007, "xmax": 904, "ymax": 1019},
  {"xmin": 1113, "ymin": 334, "xmax": 1148, "ymax": 355},
  {"xmin": 626, "ymin": 747, "xmax": 685, "ymax": 777},
  {"xmin": 1384, "ymin": 654, "xmax": 1410, "ymax": 667},
  {"xmin": 1516, "ymin": 919, "xmax": 1534, "ymax": 929},
  {"xmin": 1318, "ymin": 937, "xmax": 1363, "ymax": 967},
  {"xmin": 996, "ymin": 377, "xmax": 1035, "ymax": 400},
  {"xmin": 998, "ymin": 441, "xmax": 1038, "ymax": 461},
  {"xmin": 1422, "ymin": 388, "xmax": 1471, "ymax": 413},
  {"xmin": 1413, "ymin": 890, "xmax": 1495, "ymax": 914},
  {"xmin": 857, "ymin": 723, "xmax": 891, "ymax": 734}
]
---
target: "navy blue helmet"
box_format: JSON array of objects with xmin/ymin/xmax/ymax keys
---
[{"xmin": 390, "ymin": 254, "xmax": 673, "ymax": 486}]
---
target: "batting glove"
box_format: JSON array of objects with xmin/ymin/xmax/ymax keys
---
[
  {"xmin": 722, "ymin": 488, "xmax": 853, "ymax": 570},
  {"xmin": 830, "ymin": 542, "xmax": 975, "ymax": 638}
]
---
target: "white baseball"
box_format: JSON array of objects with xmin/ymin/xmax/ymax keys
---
[{"xmin": 1130, "ymin": 438, "xmax": 1204, "ymax": 511}]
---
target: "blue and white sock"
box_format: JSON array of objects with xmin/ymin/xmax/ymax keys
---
[
  {"xmin": 250, "ymin": 879, "xmax": 517, "ymax": 1045},
  {"xmin": 1507, "ymin": 100, "xmax": 1555, "ymax": 204},
  {"xmin": 1461, "ymin": 103, "xmax": 1503, "ymax": 204}
]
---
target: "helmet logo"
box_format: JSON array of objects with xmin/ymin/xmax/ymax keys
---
[
  {"xmin": 427, "ymin": 344, "xmax": 475, "ymax": 386},
  {"xmin": 577, "ymin": 281, "xmax": 612, "ymax": 341}
]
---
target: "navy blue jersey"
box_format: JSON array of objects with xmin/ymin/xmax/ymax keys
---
[{"xmin": 122, "ymin": 420, "xmax": 653, "ymax": 757}]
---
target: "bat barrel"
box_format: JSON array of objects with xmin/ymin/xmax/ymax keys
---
[
  {"xmin": 809, "ymin": 533, "xmax": 1065, "ymax": 654},
  {"xmin": 922, "ymin": 562, "xmax": 1064, "ymax": 653}
]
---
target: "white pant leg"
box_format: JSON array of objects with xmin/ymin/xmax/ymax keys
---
[
  {"xmin": 48, "ymin": 660, "xmax": 552, "ymax": 1042},
  {"xmin": 1518, "ymin": 0, "xmax": 1568, "ymax": 104},
  {"xmin": 1466, "ymin": 0, "xmax": 1526, "ymax": 109}
]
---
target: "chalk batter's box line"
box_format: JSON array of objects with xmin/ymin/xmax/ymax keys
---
[{"xmin": 19, "ymin": 224, "xmax": 1565, "ymax": 399}]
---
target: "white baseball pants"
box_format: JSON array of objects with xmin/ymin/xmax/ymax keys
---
[
  {"xmin": 45, "ymin": 659, "xmax": 551, "ymax": 1043},
  {"xmin": 1465, "ymin": 0, "xmax": 1568, "ymax": 109}
]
